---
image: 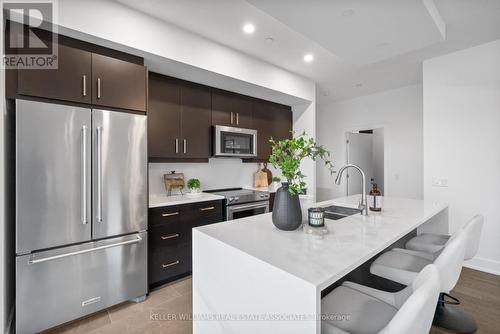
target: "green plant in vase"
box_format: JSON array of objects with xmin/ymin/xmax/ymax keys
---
[
  {"xmin": 268, "ymin": 132, "xmax": 335, "ymax": 230},
  {"xmin": 187, "ymin": 178, "xmax": 201, "ymax": 193}
]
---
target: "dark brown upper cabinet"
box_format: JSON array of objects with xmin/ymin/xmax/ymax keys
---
[
  {"xmin": 251, "ymin": 100, "xmax": 292, "ymax": 162},
  {"xmin": 10, "ymin": 33, "xmax": 147, "ymax": 113},
  {"xmin": 17, "ymin": 44, "xmax": 92, "ymax": 104},
  {"xmin": 180, "ymin": 84, "xmax": 212, "ymax": 159},
  {"xmin": 148, "ymin": 74, "xmax": 211, "ymax": 162},
  {"xmin": 92, "ymin": 53, "xmax": 147, "ymax": 112},
  {"xmin": 148, "ymin": 74, "xmax": 181, "ymax": 160},
  {"xmin": 212, "ymin": 91, "xmax": 252, "ymax": 128}
]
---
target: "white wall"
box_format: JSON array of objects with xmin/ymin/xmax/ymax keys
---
[
  {"xmin": 56, "ymin": 0, "xmax": 315, "ymax": 102},
  {"xmin": 316, "ymin": 85, "xmax": 423, "ymax": 201},
  {"xmin": 55, "ymin": 0, "xmax": 317, "ymax": 200},
  {"xmin": 372, "ymin": 128, "xmax": 385, "ymax": 193},
  {"xmin": 423, "ymin": 39, "xmax": 500, "ymax": 275},
  {"xmin": 149, "ymin": 160, "xmax": 279, "ymax": 196}
]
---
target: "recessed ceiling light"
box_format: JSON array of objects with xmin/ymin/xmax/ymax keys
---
[
  {"xmin": 354, "ymin": 83, "xmax": 363, "ymax": 88},
  {"xmin": 265, "ymin": 37, "xmax": 275, "ymax": 44},
  {"xmin": 342, "ymin": 8, "xmax": 355, "ymax": 17},
  {"xmin": 303, "ymin": 54, "xmax": 314, "ymax": 63},
  {"xmin": 243, "ymin": 23, "xmax": 255, "ymax": 34}
]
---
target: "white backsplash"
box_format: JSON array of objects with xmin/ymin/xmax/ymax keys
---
[{"xmin": 149, "ymin": 158, "xmax": 279, "ymax": 196}]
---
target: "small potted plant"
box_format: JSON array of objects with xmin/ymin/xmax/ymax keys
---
[
  {"xmin": 187, "ymin": 178, "xmax": 201, "ymax": 195},
  {"xmin": 269, "ymin": 132, "xmax": 335, "ymax": 231}
]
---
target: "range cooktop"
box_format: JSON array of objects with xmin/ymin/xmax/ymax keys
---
[{"xmin": 204, "ymin": 188, "xmax": 269, "ymax": 205}]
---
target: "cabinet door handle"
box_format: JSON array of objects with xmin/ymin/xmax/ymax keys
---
[
  {"xmin": 236, "ymin": 113, "xmax": 239, "ymax": 125},
  {"xmin": 175, "ymin": 138, "xmax": 179, "ymax": 153},
  {"xmin": 97, "ymin": 78, "xmax": 101, "ymax": 99},
  {"xmin": 82, "ymin": 75, "xmax": 87, "ymax": 97},
  {"xmin": 200, "ymin": 206, "xmax": 215, "ymax": 211},
  {"xmin": 161, "ymin": 233, "xmax": 179, "ymax": 240},
  {"xmin": 183, "ymin": 139, "xmax": 187, "ymax": 154},
  {"xmin": 96, "ymin": 126, "xmax": 103, "ymax": 223},
  {"xmin": 161, "ymin": 212, "xmax": 179, "ymax": 217},
  {"xmin": 230, "ymin": 112, "xmax": 234, "ymax": 124},
  {"xmin": 81, "ymin": 126, "xmax": 88, "ymax": 224},
  {"xmin": 162, "ymin": 260, "xmax": 179, "ymax": 268}
]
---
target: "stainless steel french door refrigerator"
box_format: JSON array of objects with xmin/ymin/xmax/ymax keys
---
[{"xmin": 14, "ymin": 99, "xmax": 148, "ymax": 334}]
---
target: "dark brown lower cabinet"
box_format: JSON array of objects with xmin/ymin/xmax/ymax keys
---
[{"xmin": 148, "ymin": 200, "xmax": 223, "ymax": 287}]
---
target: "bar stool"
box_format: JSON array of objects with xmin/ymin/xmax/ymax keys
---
[
  {"xmin": 370, "ymin": 231, "xmax": 475, "ymax": 332},
  {"xmin": 402, "ymin": 215, "xmax": 483, "ymax": 333},
  {"xmin": 321, "ymin": 264, "xmax": 440, "ymax": 334},
  {"xmin": 405, "ymin": 214, "xmax": 483, "ymax": 259}
]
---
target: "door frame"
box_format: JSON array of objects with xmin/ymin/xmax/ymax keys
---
[{"xmin": 344, "ymin": 126, "xmax": 385, "ymax": 197}]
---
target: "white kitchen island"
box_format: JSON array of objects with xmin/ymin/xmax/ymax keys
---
[{"xmin": 192, "ymin": 196, "xmax": 448, "ymax": 334}]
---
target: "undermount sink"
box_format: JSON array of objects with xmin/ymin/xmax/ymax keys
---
[{"xmin": 322, "ymin": 205, "xmax": 362, "ymax": 220}]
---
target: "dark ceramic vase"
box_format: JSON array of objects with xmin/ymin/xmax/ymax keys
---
[{"xmin": 272, "ymin": 182, "xmax": 302, "ymax": 231}]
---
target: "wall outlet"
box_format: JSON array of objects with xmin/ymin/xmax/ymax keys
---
[{"xmin": 432, "ymin": 177, "xmax": 448, "ymax": 187}]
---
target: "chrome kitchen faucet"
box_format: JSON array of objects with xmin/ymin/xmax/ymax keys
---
[{"xmin": 335, "ymin": 164, "xmax": 369, "ymax": 216}]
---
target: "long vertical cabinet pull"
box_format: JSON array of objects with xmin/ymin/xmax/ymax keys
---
[
  {"xmin": 230, "ymin": 112, "xmax": 234, "ymax": 125},
  {"xmin": 97, "ymin": 78, "xmax": 101, "ymax": 99},
  {"xmin": 183, "ymin": 139, "xmax": 187, "ymax": 154},
  {"xmin": 96, "ymin": 127, "xmax": 103, "ymax": 223},
  {"xmin": 175, "ymin": 138, "xmax": 179, "ymax": 153},
  {"xmin": 236, "ymin": 113, "xmax": 239, "ymax": 125},
  {"xmin": 81, "ymin": 126, "xmax": 87, "ymax": 224},
  {"xmin": 82, "ymin": 75, "xmax": 87, "ymax": 97}
]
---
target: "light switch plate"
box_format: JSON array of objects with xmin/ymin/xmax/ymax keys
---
[{"xmin": 432, "ymin": 177, "xmax": 448, "ymax": 187}]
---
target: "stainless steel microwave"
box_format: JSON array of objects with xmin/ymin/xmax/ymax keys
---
[{"xmin": 213, "ymin": 125, "xmax": 257, "ymax": 158}]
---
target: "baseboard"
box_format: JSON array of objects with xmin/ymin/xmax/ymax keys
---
[{"xmin": 464, "ymin": 256, "xmax": 500, "ymax": 276}]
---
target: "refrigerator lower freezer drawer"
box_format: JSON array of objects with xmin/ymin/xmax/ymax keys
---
[{"xmin": 16, "ymin": 232, "xmax": 147, "ymax": 334}]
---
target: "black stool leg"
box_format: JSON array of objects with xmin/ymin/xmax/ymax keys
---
[{"xmin": 433, "ymin": 293, "xmax": 477, "ymax": 333}]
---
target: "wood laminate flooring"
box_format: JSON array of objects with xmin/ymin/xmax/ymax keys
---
[{"xmin": 44, "ymin": 267, "xmax": 499, "ymax": 334}]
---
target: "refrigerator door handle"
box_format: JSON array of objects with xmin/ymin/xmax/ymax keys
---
[
  {"xmin": 96, "ymin": 126, "xmax": 103, "ymax": 223},
  {"xmin": 28, "ymin": 235, "xmax": 142, "ymax": 265},
  {"xmin": 81, "ymin": 126, "xmax": 88, "ymax": 224}
]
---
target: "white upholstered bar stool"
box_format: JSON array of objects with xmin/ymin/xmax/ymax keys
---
[
  {"xmin": 321, "ymin": 264, "xmax": 440, "ymax": 334},
  {"xmin": 370, "ymin": 232, "xmax": 473, "ymax": 332},
  {"xmin": 403, "ymin": 215, "xmax": 483, "ymax": 333},
  {"xmin": 405, "ymin": 214, "xmax": 484, "ymax": 259}
]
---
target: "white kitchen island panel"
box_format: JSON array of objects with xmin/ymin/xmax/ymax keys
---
[
  {"xmin": 193, "ymin": 196, "xmax": 448, "ymax": 333},
  {"xmin": 193, "ymin": 230, "xmax": 318, "ymax": 333}
]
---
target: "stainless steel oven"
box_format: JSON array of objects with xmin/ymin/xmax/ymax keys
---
[
  {"xmin": 204, "ymin": 188, "xmax": 270, "ymax": 221},
  {"xmin": 226, "ymin": 201, "xmax": 269, "ymax": 221},
  {"xmin": 213, "ymin": 125, "xmax": 257, "ymax": 158}
]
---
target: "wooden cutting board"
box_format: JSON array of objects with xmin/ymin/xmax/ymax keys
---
[{"xmin": 254, "ymin": 164, "xmax": 269, "ymax": 188}]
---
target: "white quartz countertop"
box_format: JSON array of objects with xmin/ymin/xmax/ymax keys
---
[
  {"xmin": 195, "ymin": 195, "xmax": 448, "ymax": 290},
  {"xmin": 246, "ymin": 185, "xmax": 279, "ymax": 193},
  {"xmin": 149, "ymin": 193, "xmax": 225, "ymax": 208}
]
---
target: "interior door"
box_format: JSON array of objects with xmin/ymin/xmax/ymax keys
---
[
  {"xmin": 92, "ymin": 110, "xmax": 147, "ymax": 239},
  {"xmin": 347, "ymin": 133, "xmax": 374, "ymax": 196},
  {"xmin": 16, "ymin": 100, "xmax": 91, "ymax": 254}
]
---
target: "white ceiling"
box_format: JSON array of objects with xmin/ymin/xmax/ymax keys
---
[{"xmin": 117, "ymin": 0, "xmax": 500, "ymax": 104}]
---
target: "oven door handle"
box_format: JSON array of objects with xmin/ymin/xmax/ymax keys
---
[{"xmin": 227, "ymin": 202, "xmax": 269, "ymax": 212}]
